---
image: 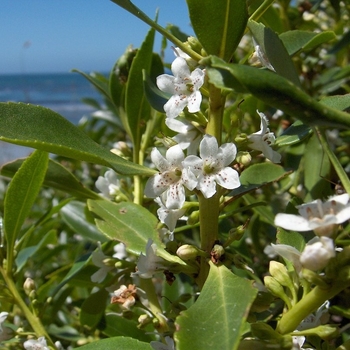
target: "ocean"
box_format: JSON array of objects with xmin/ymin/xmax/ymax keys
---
[{"xmin": 0, "ymin": 72, "xmax": 104, "ymax": 164}]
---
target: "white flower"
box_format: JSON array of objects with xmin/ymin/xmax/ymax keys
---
[
  {"xmin": 274, "ymin": 193, "xmax": 350, "ymax": 237},
  {"xmin": 134, "ymin": 239, "xmax": 168, "ymax": 278},
  {"xmin": 0, "ymin": 312, "xmax": 8, "ymax": 334},
  {"xmin": 155, "ymin": 193, "xmax": 187, "ymax": 234},
  {"xmin": 184, "ymin": 135, "xmax": 240, "ymax": 198},
  {"xmin": 165, "ymin": 118, "xmax": 202, "ymax": 155},
  {"xmin": 113, "ymin": 242, "xmax": 127, "ymax": 260},
  {"xmin": 95, "ymin": 169, "xmax": 120, "ymax": 198},
  {"xmin": 248, "ymin": 111, "xmax": 281, "ymax": 163},
  {"xmin": 156, "ymin": 57, "xmax": 205, "ymax": 119},
  {"xmin": 91, "ymin": 242, "xmax": 114, "ymax": 283},
  {"xmin": 151, "ymin": 336, "xmax": 175, "ymax": 350},
  {"xmin": 144, "ymin": 145, "xmax": 197, "ymax": 209},
  {"xmin": 300, "ymin": 236, "xmax": 335, "ymax": 271},
  {"xmin": 23, "ymin": 337, "xmax": 50, "ymax": 350},
  {"xmin": 54, "ymin": 341, "xmax": 65, "ymax": 350}
]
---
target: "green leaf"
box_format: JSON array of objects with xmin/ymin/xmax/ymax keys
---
[
  {"xmin": 1, "ymin": 158, "xmax": 100, "ymax": 199},
  {"xmin": 72, "ymin": 69, "xmax": 110, "ymax": 100},
  {"xmin": 80, "ymin": 288, "xmax": 109, "ymax": 328},
  {"xmin": 102, "ymin": 314, "xmax": 154, "ymax": 342},
  {"xmin": 277, "ymin": 229, "xmax": 305, "ymax": 252},
  {"xmin": 15, "ymin": 230, "xmax": 56, "ymax": 272},
  {"xmin": 73, "ymin": 337, "xmax": 152, "ymax": 350},
  {"xmin": 126, "ymin": 25, "xmax": 155, "ymax": 147},
  {"xmin": 275, "ymin": 120, "xmax": 312, "ymax": 147},
  {"xmin": 248, "ymin": 20, "xmax": 301, "ymax": 87},
  {"xmin": 87, "ymin": 200, "xmax": 160, "ymax": 255},
  {"xmin": 0, "ymin": 102, "xmax": 155, "ymax": 176},
  {"xmin": 303, "ymin": 132, "xmax": 332, "ymax": 202},
  {"xmin": 4, "ymin": 150, "xmax": 49, "ymax": 257},
  {"xmin": 60, "ymin": 201, "xmax": 108, "ymax": 242},
  {"xmin": 175, "ymin": 262, "xmax": 257, "ymax": 350},
  {"xmin": 186, "ymin": 0, "xmax": 248, "ymax": 61},
  {"xmin": 280, "ymin": 30, "xmax": 336, "ymax": 56},
  {"xmin": 232, "ymin": 163, "xmax": 291, "ymax": 198},
  {"xmin": 143, "ymin": 70, "xmax": 168, "ymax": 113},
  {"xmin": 320, "ymin": 94, "xmax": 350, "ymax": 111},
  {"xmin": 206, "ymin": 57, "xmax": 350, "ymax": 128}
]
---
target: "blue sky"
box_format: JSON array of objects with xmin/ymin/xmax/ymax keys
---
[{"xmin": 0, "ymin": 0, "xmax": 193, "ymax": 74}]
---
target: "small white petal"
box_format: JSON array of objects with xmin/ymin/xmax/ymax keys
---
[
  {"xmin": 215, "ymin": 167, "xmax": 240, "ymax": 190},
  {"xmin": 156, "ymin": 74, "xmax": 176, "ymax": 95},
  {"xmin": 274, "ymin": 213, "xmax": 313, "ymax": 231}
]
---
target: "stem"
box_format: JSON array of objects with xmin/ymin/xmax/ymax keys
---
[
  {"xmin": 139, "ymin": 278, "xmax": 169, "ymax": 333},
  {"xmin": 0, "ymin": 266, "xmax": 54, "ymax": 347},
  {"xmin": 249, "ymin": 0, "xmax": 276, "ymax": 22},
  {"xmin": 206, "ymin": 84, "xmax": 225, "ymax": 142},
  {"xmin": 196, "ymin": 192, "xmax": 220, "ymax": 289},
  {"xmin": 316, "ymin": 127, "xmax": 350, "ymax": 195},
  {"xmin": 110, "ymin": 0, "xmax": 202, "ymax": 62},
  {"xmin": 277, "ymin": 280, "xmax": 350, "ymax": 334}
]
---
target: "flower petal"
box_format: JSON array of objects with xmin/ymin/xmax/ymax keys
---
[
  {"xmin": 274, "ymin": 213, "xmax": 313, "ymax": 231},
  {"xmin": 164, "ymin": 94, "xmax": 188, "ymax": 119},
  {"xmin": 156, "ymin": 74, "xmax": 176, "ymax": 95},
  {"xmin": 200, "ymin": 135, "xmax": 219, "ymax": 159},
  {"xmin": 171, "ymin": 57, "xmax": 191, "ymax": 78},
  {"xmin": 215, "ymin": 167, "xmax": 240, "ymax": 190},
  {"xmin": 187, "ymin": 91, "xmax": 202, "ymax": 113}
]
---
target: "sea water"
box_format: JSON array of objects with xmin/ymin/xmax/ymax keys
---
[{"xmin": 0, "ymin": 72, "xmax": 104, "ymax": 164}]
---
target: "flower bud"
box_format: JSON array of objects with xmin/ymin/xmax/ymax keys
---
[
  {"xmin": 269, "ymin": 261, "xmax": 292, "ymax": 288},
  {"xmin": 264, "ymin": 276, "xmax": 285, "ymax": 298},
  {"xmin": 187, "ymin": 210, "xmax": 199, "ymax": 225},
  {"xmin": 236, "ymin": 151, "xmax": 252, "ymax": 167},
  {"xmin": 187, "ymin": 36, "xmax": 202, "ymax": 54},
  {"xmin": 235, "ymin": 133, "xmax": 248, "ymax": 144},
  {"xmin": 211, "ymin": 244, "xmax": 225, "ymax": 264},
  {"xmin": 138, "ymin": 314, "xmax": 152, "ymax": 328},
  {"xmin": 300, "ymin": 237, "xmax": 335, "ymax": 271},
  {"xmin": 177, "ymin": 244, "xmax": 203, "ymax": 261},
  {"xmin": 23, "ymin": 278, "xmax": 36, "ymax": 296}
]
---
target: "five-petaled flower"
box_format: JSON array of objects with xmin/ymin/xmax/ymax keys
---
[
  {"xmin": 156, "ymin": 56, "xmax": 205, "ymax": 119},
  {"xmin": 95, "ymin": 169, "xmax": 121, "ymax": 199},
  {"xmin": 144, "ymin": 145, "xmax": 197, "ymax": 209},
  {"xmin": 248, "ymin": 110, "xmax": 281, "ymax": 163},
  {"xmin": 274, "ymin": 193, "xmax": 350, "ymax": 237},
  {"xmin": 184, "ymin": 135, "xmax": 241, "ymax": 198}
]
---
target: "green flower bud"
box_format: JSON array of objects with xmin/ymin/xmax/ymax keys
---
[
  {"xmin": 264, "ymin": 276, "xmax": 285, "ymax": 298},
  {"xmin": 235, "ymin": 133, "xmax": 248, "ymax": 143},
  {"xmin": 187, "ymin": 36, "xmax": 202, "ymax": 54},
  {"xmin": 236, "ymin": 151, "xmax": 252, "ymax": 167},
  {"xmin": 187, "ymin": 210, "xmax": 200, "ymax": 225},
  {"xmin": 177, "ymin": 244, "xmax": 204, "ymax": 261},
  {"xmin": 269, "ymin": 261, "xmax": 292, "ymax": 288}
]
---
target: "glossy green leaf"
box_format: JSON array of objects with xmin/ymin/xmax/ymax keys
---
[
  {"xmin": 0, "ymin": 102, "xmax": 155, "ymax": 176},
  {"xmin": 175, "ymin": 262, "xmax": 257, "ymax": 350},
  {"xmin": 74, "ymin": 337, "xmax": 152, "ymax": 350},
  {"xmin": 60, "ymin": 201, "xmax": 108, "ymax": 242},
  {"xmin": 275, "ymin": 120, "xmax": 312, "ymax": 147},
  {"xmin": 102, "ymin": 314, "xmax": 154, "ymax": 342},
  {"xmin": 143, "ymin": 70, "xmax": 168, "ymax": 113},
  {"xmin": 51, "ymin": 254, "xmax": 91, "ymax": 296},
  {"xmin": 231, "ymin": 163, "xmax": 291, "ymax": 198},
  {"xmin": 80, "ymin": 288, "xmax": 109, "ymax": 328},
  {"xmin": 1, "ymin": 158, "xmax": 100, "ymax": 199},
  {"xmin": 72, "ymin": 69, "xmax": 110, "ymax": 101},
  {"xmin": 87, "ymin": 200, "xmax": 160, "ymax": 255},
  {"xmin": 186, "ymin": 0, "xmax": 248, "ymax": 61},
  {"xmin": 205, "ymin": 57, "xmax": 350, "ymax": 128},
  {"xmin": 280, "ymin": 30, "xmax": 336, "ymax": 56},
  {"xmin": 277, "ymin": 229, "xmax": 305, "ymax": 252},
  {"xmin": 4, "ymin": 150, "xmax": 49, "ymax": 256},
  {"xmin": 126, "ymin": 25, "xmax": 155, "ymax": 147},
  {"xmin": 248, "ymin": 20, "xmax": 301, "ymax": 87},
  {"xmin": 15, "ymin": 230, "xmax": 56, "ymax": 272},
  {"xmin": 303, "ymin": 132, "xmax": 332, "ymax": 202},
  {"xmin": 320, "ymin": 94, "xmax": 350, "ymax": 110}
]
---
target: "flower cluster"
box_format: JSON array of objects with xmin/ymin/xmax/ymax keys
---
[
  {"xmin": 145, "ymin": 135, "xmax": 241, "ymax": 234},
  {"xmin": 271, "ymin": 194, "xmax": 350, "ymax": 272}
]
